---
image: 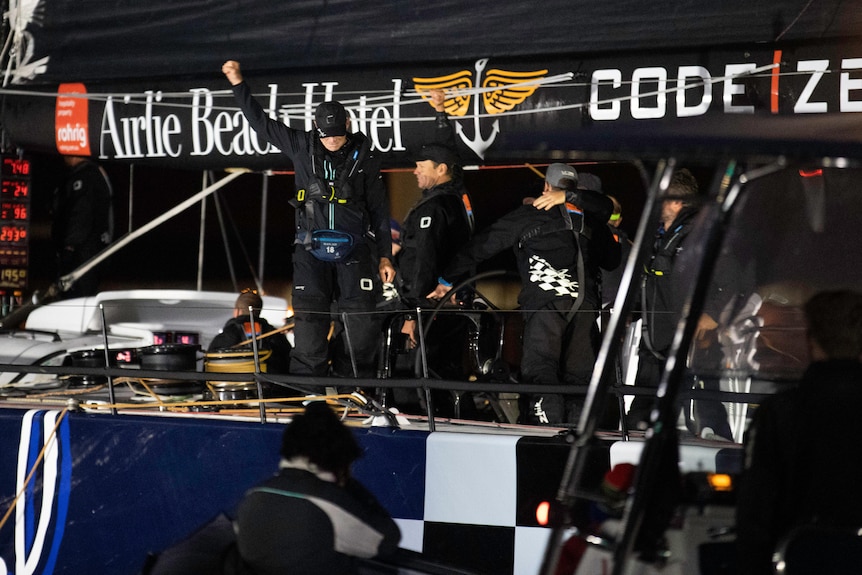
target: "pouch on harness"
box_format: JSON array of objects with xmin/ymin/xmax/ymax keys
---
[
  {"xmin": 294, "ymin": 137, "xmax": 371, "ymax": 262},
  {"xmin": 310, "ymin": 227, "xmax": 355, "ymax": 261}
]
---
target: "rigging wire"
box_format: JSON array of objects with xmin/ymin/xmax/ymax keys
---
[
  {"xmin": 774, "ymin": 0, "xmax": 817, "ymax": 42},
  {"xmin": 0, "ymin": 63, "xmax": 783, "ymax": 122}
]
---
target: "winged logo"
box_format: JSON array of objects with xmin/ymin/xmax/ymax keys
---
[
  {"xmin": 481, "ymin": 67, "xmax": 549, "ymax": 114},
  {"xmin": 413, "ymin": 69, "xmax": 473, "ymax": 117},
  {"xmin": 413, "ymin": 59, "xmax": 549, "ymax": 158}
]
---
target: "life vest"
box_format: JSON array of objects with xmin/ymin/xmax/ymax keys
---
[
  {"xmin": 292, "ymin": 136, "xmax": 373, "ymax": 260},
  {"xmin": 240, "ymin": 321, "xmax": 263, "ymax": 340},
  {"xmin": 293, "ymin": 135, "xmax": 371, "ymax": 206},
  {"xmin": 646, "ymin": 219, "xmax": 694, "ymax": 277}
]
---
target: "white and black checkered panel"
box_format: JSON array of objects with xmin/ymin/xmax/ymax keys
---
[{"xmin": 528, "ymin": 255, "xmax": 579, "ymax": 297}]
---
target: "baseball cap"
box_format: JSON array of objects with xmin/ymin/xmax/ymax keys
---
[
  {"xmin": 577, "ymin": 172, "xmax": 603, "ymax": 193},
  {"xmin": 314, "ymin": 101, "xmax": 348, "ymax": 137},
  {"xmin": 412, "ymin": 143, "xmax": 459, "ymax": 169},
  {"xmin": 545, "ymin": 163, "xmax": 578, "ymax": 190}
]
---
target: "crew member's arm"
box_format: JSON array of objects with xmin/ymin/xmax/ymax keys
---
[
  {"xmin": 427, "ymin": 280, "xmax": 456, "ymax": 303},
  {"xmin": 531, "ymin": 189, "xmax": 566, "ymax": 211},
  {"xmin": 364, "ymin": 154, "xmax": 396, "ymax": 283},
  {"xmin": 379, "ymin": 257, "xmax": 395, "ymax": 284},
  {"xmin": 533, "ymin": 188, "xmax": 614, "ymax": 221},
  {"xmin": 426, "ymin": 207, "xmax": 527, "ymax": 301},
  {"xmin": 221, "ymin": 60, "xmax": 304, "ymax": 158},
  {"xmin": 222, "ymin": 60, "xmax": 243, "ymax": 85},
  {"xmin": 429, "ymin": 89, "xmax": 457, "ymax": 149},
  {"xmin": 590, "ymin": 214, "xmax": 622, "ymax": 272},
  {"xmin": 694, "ymin": 313, "xmax": 719, "ymax": 341}
]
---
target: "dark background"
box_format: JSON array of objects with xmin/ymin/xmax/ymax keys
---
[{"xmin": 21, "ymin": 151, "xmax": 648, "ymax": 304}]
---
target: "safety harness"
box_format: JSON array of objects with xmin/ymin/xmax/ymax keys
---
[
  {"xmin": 294, "ymin": 136, "xmax": 372, "ymax": 260},
  {"xmin": 640, "ymin": 218, "xmax": 695, "ymax": 358}
]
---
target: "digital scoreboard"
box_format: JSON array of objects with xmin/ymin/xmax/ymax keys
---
[{"xmin": 0, "ymin": 156, "xmax": 31, "ymax": 291}]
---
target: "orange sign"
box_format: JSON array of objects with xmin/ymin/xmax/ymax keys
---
[{"xmin": 55, "ymin": 83, "xmax": 90, "ymax": 155}]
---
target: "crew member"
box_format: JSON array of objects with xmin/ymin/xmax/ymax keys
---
[
  {"xmin": 51, "ymin": 155, "xmax": 114, "ymax": 298},
  {"xmin": 429, "ymin": 163, "xmax": 620, "ymax": 425},
  {"xmin": 209, "ymin": 289, "xmax": 291, "ymax": 374},
  {"xmin": 222, "ymin": 61, "xmax": 395, "ymax": 378},
  {"xmin": 234, "ymin": 402, "xmax": 401, "ymax": 574},
  {"xmin": 397, "ymin": 89, "xmax": 474, "ymax": 347}
]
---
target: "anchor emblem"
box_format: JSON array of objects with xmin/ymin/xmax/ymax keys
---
[{"xmin": 413, "ymin": 58, "xmax": 550, "ymax": 159}]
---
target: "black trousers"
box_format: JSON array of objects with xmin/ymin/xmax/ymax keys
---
[
  {"xmin": 290, "ymin": 243, "xmax": 381, "ymax": 377},
  {"xmin": 57, "ymin": 241, "xmax": 102, "ymax": 298},
  {"xmin": 520, "ymin": 299, "xmax": 599, "ymax": 424}
]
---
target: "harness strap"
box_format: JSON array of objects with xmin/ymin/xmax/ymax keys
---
[
  {"xmin": 641, "ymin": 221, "xmax": 694, "ymax": 358},
  {"xmin": 304, "ymin": 135, "xmax": 371, "ymax": 204},
  {"xmin": 562, "ymin": 205, "xmax": 586, "ymax": 322}
]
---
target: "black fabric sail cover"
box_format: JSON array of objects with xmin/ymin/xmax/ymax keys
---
[{"xmin": 2, "ymin": 0, "xmax": 862, "ymax": 169}]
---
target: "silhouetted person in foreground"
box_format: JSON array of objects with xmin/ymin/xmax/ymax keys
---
[
  {"xmin": 736, "ymin": 289, "xmax": 862, "ymax": 574},
  {"xmin": 233, "ymin": 402, "xmax": 401, "ymax": 574}
]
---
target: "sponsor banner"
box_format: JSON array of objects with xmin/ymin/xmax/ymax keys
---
[
  {"xmin": 4, "ymin": 39, "xmax": 862, "ymax": 170},
  {"xmin": 54, "ymin": 83, "xmax": 91, "ymax": 155}
]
